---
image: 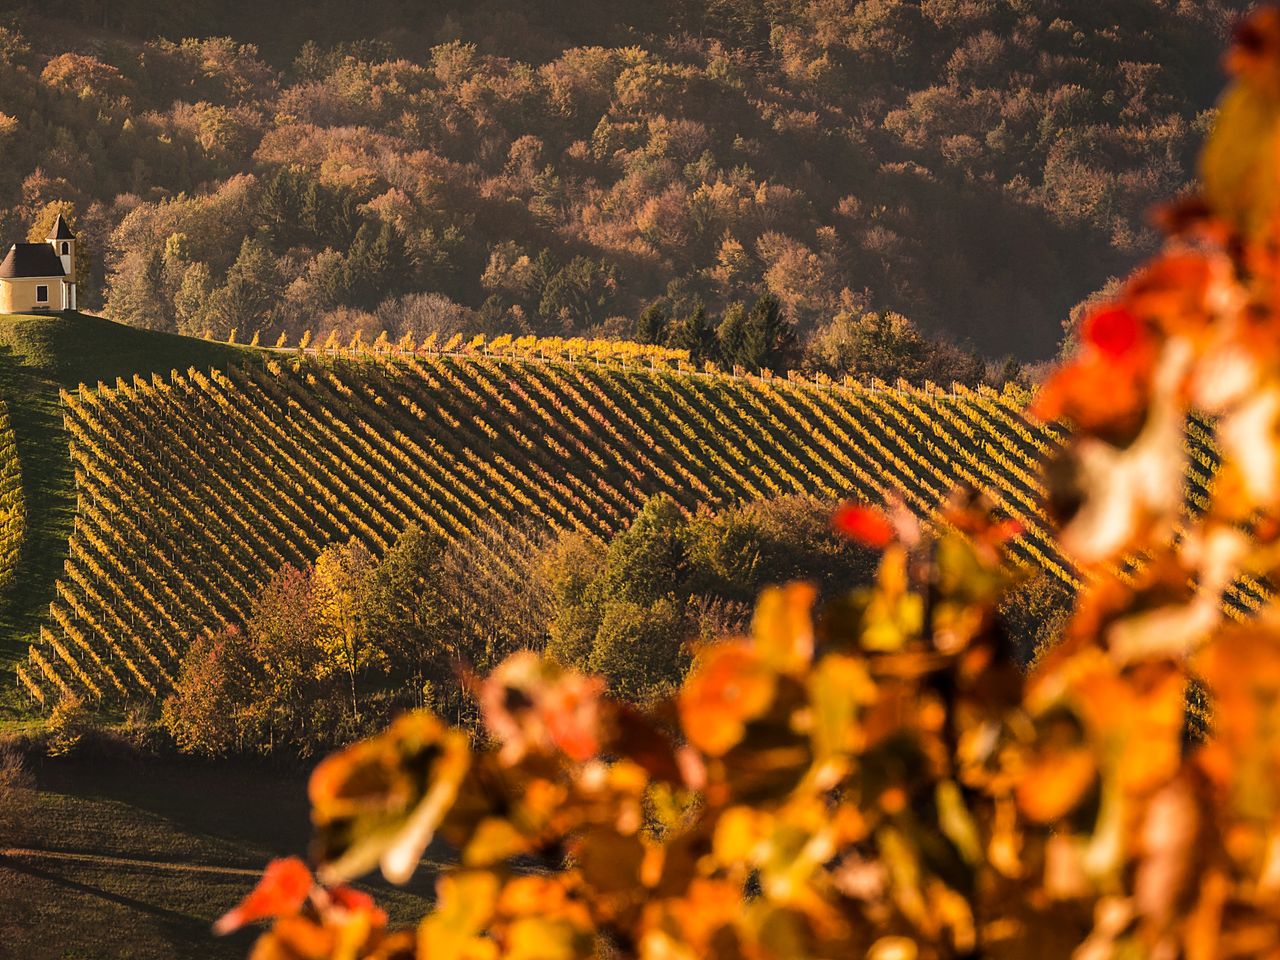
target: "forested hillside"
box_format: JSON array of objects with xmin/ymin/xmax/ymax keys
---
[{"xmin": 0, "ymin": 0, "xmax": 1249, "ymax": 361}]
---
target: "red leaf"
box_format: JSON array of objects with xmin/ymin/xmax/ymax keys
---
[
  {"xmin": 832, "ymin": 503, "xmax": 895, "ymax": 548},
  {"xmin": 1080, "ymin": 306, "xmax": 1145, "ymax": 360},
  {"xmin": 214, "ymin": 857, "xmax": 313, "ymax": 935}
]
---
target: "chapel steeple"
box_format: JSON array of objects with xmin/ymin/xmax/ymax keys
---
[{"xmin": 46, "ymin": 213, "xmax": 76, "ymax": 310}]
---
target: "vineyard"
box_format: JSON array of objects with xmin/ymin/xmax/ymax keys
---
[{"xmin": 0, "ymin": 322, "xmax": 1246, "ymax": 708}]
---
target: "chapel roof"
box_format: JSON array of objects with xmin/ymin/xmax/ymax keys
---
[
  {"xmin": 0, "ymin": 243, "xmax": 67, "ymax": 279},
  {"xmin": 46, "ymin": 214, "xmax": 75, "ymax": 241}
]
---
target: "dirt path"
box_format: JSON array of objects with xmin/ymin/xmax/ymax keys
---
[
  {"xmin": 0, "ymin": 846, "xmax": 263, "ymax": 877},
  {"xmin": 0, "ymin": 845, "xmax": 450, "ymax": 879}
]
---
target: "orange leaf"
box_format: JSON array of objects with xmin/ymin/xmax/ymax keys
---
[
  {"xmin": 213, "ymin": 857, "xmax": 313, "ymax": 935},
  {"xmin": 1016, "ymin": 748, "xmax": 1098, "ymax": 824},
  {"xmin": 678, "ymin": 643, "xmax": 776, "ymax": 757}
]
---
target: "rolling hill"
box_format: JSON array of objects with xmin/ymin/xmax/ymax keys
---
[{"xmin": 0, "ymin": 312, "xmax": 1235, "ymax": 711}]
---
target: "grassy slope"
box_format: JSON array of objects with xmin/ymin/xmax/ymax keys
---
[
  {"xmin": 0, "ymin": 758, "xmax": 436, "ymax": 959},
  {"xmin": 0, "ymin": 313, "xmax": 249, "ymax": 718}
]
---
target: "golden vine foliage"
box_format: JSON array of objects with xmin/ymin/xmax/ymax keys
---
[{"xmin": 217, "ymin": 10, "xmax": 1280, "ymax": 959}]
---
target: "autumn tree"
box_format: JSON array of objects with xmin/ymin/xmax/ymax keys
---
[
  {"xmin": 246, "ymin": 564, "xmax": 334, "ymax": 750},
  {"xmin": 313, "ymin": 540, "xmax": 383, "ymax": 723},
  {"xmin": 164, "ymin": 525, "xmax": 554, "ymax": 754},
  {"xmin": 0, "ymin": 0, "xmax": 1243, "ymax": 350},
  {"xmin": 161, "ymin": 628, "xmax": 254, "ymax": 755}
]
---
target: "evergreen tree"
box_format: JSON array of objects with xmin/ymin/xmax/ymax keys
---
[
  {"xmin": 736, "ymin": 293, "xmax": 797, "ymax": 372},
  {"xmin": 344, "ymin": 221, "xmax": 409, "ymax": 309},
  {"xmin": 259, "ymin": 168, "xmax": 304, "ymax": 248},
  {"xmin": 263, "ymin": 168, "xmax": 362, "ymax": 251},
  {"xmin": 306, "ymin": 181, "xmax": 359, "ymax": 248},
  {"xmin": 538, "ymin": 255, "xmax": 616, "ymax": 331},
  {"xmin": 636, "ymin": 301, "xmax": 668, "ymax": 344},
  {"xmin": 208, "ymin": 236, "xmax": 279, "ymax": 336},
  {"xmin": 174, "ymin": 261, "xmax": 214, "ymax": 337},
  {"xmin": 104, "ymin": 247, "xmax": 167, "ymax": 331},
  {"xmin": 668, "ymin": 302, "xmax": 718, "ymax": 363},
  {"xmin": 529, "ymin": 248, "xmax": 559, "ymax": 306},
  {"xmin": 716, "ymin": 301, "xmax": 748, "ymax": 368}
]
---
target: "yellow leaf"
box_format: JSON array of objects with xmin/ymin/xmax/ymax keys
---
[
  {"xmin": 310, "ymin": 710, "xmax": 471, "ymax": 885},
  {"xmin": 1202, "ymin": 82, "xmax": 1280, "ymax": 239},
  {"xmin": 935, "ymin": 781, "xmax": 982, "ymax": 865},
  {"xmin": 712, "ymin": 806, "xmax": 770, "ymax": 866},
  {"xmin": 807, "ymin": 654, "xmax": 875, "ymax": 762},
  {"xmin": 463, "ymin": 818, "xmax": 530, "ymax": 868},
  {"xmin": 418, "ymin": 872, "xmax": 499, "ymax": 960},
  {"xmin": 504, "ymin": 917, "xmax": 586, "ymax": 960},
  {"xmin": 867, "ymin": 936, "xmax": 918, "ymax": 960},
  {"xmin": 751, "ymin": 582, "xmax": 816, "ymax": 672}
]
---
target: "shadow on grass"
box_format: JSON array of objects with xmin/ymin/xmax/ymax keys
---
[
  {"xmin": 1, "ymin": 854, "xmax": 212, "ymax": 928},
  {"xmin": 0, "ymin": 312, "xmax": 254, "ymax": 718},
  {"xmin": 26, "ymin": 756, "xmax": 443, "ymax": 895},
  {"xmin": 0, "ymin": 853, "xmax": 261, "ymax": 959},
  {"xmin": 0, "ymin": 342, "xmax": 76, "ymax": 691},
  {"xmin": 1, "ymin": 757, "xmax": 439, "ymax": 959},
  {"xmin": 33, "ymin": 756, "xmax": 312, "ymax": 859}
]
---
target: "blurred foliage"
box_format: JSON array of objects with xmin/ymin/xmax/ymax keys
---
[{"xmin": 542, "ymin": 495, "xmax": 878, "ymax": 704}]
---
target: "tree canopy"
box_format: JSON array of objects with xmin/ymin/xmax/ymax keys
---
[{"xmin": 0, "ymin": 1, "xmax": 1249, "ymax": 361}]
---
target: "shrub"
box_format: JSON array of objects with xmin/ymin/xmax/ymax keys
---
[
  {"xmin": 0, "ymin": 737, "xmax": 33, "ymax": 801},
  {"xmin": 45, "ymin": 694, "xmax": 91, "ymax": 757}
]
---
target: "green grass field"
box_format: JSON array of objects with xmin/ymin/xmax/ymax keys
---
[{"xmin": 0, "ymin": 756, "xmax": 437, "ymax": 959}]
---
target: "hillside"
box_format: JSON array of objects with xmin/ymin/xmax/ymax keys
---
[
  {"xmin": 0, "ymin": 314, "xmax": 1250, "ymax": 711},
  {"xmin": 0, "ymin": 321, "xmax": 1142, "ymax": 706},
  {"xmin": 0, "ymin": 313, "xmax": 248, "ymax": 713},
  {"xmin": 0, "ymin": 1, "xmax": 1252, "ymax": 361}
]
